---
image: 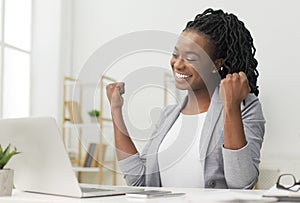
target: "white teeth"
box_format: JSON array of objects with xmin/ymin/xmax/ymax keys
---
[{"xmin": 175, "ymin": 72, "xmax": 192, "ymax": 79}]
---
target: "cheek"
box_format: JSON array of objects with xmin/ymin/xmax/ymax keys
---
[
  {"xmin": 187, "ymin": 64, "xmax": 200, "ymax": 76},
  {"xmin": 193, "ymin": 68, "xmax": 202, "ymax": 78},
  {"xmin": 190, "ymin": 64, "xmax": 206, "ymax": 77}
]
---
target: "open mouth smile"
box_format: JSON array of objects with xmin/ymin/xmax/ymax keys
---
[{"xmin": 175, "ymin": 72, "xmax": 192, "ymax": 79}]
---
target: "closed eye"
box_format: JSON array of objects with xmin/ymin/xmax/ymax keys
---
[{"xmin": 186, "ymin": 57, "xmax": 197, "ymax": 62}]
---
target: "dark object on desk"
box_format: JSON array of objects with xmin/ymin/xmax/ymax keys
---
[
  {"xmin": 262, "ymin": 173, "xmax": 300, "ymax": 201},
  {"xmin": 276, "ymin": 173, "xmax": 300, "ymax": 192}
]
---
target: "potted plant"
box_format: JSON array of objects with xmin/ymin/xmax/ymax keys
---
[
  {"xmin": 88, "ymin": 110, "xmax": 100, "ymax": 123},
  {"xmin": 0, "ymin": 144, "xmax": 20, "ymax": 196}
]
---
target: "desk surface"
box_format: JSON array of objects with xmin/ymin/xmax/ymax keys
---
[{"xmin": 0, "ymin": 187, "xmax": 279, "ymax": 203}]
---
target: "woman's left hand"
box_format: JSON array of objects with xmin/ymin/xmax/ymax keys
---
[{"xmin": 219, "ymin": 72, "xmax": 251, "ymax": 108}]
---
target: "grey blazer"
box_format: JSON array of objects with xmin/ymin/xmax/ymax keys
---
[{"xmin": 118, "ymin": 87, "xmax": 265, "ymax": 189}]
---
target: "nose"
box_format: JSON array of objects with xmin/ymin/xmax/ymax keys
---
[{"xmin": 172, "ymin": 58, "xmax": 185, "ymax": 70}]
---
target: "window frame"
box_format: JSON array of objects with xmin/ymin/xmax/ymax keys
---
[{"xmin": 0, "ymin": 0, "xmax": 32, "ymax": 118}]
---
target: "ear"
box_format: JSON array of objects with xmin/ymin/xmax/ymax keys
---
[{"xmin": 213, "ymin": 58, "xmax": 224, "ymax": 70}]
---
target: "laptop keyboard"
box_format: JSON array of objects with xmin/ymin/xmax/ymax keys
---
[{"xmin": 81, "ymin": 187, "xmax": 114, "ymax": 193}]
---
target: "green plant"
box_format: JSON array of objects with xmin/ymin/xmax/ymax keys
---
[
  {"xmin": 0, "ymin": 144, "xmax": 20, "ymax": 169},
  {"xmin": 88, "ymin": 110, "xmax": 100, "ymax": 117}
]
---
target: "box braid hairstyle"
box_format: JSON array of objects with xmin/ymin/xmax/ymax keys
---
[{"xmin": 184, "ymin": 8, "xmax": 259, "ymax": 96}]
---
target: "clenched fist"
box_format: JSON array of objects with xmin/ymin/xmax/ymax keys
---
[
  {"xmin": 219, "ymin": 72, "xmax": 251, "ymax": 108},
  {"xmin": 106, "ymin": 82, "xmax": 125, "ymax": 109}
]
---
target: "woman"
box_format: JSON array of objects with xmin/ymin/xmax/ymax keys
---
[{"xmin": 106, "ymin": 8, "xmax": 265, "ymax": 189}]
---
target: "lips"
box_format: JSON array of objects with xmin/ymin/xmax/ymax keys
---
[{"xmin": 175, "ymin": 72, "xmax": 192, "ymax": 79}]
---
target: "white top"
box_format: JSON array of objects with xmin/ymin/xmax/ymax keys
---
[{"xmin": 158, "ymin": 112, "xmax": 207, "ymax": 188}]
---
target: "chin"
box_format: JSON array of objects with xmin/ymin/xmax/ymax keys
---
[{"xmin": 175, "ymin": 83, "xmax": 190, "ymax": 90}]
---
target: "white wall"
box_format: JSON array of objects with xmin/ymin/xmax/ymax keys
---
[
  {"xmin": 67, "ymin": 0, "xmax": 300, "ymax": 183},
  {"xmin": 30, "ymin": 0, "xmax": 62, "ymax": 120},
  {"xmin": 31, "ymin": 0, "xmax": 74, "ymax": 123}
]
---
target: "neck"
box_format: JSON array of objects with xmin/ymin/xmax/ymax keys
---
[{"xmin": 181, "ymin": 88, "xmax": 211, "ymax": 115}]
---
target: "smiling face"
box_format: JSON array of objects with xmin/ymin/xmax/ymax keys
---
[{"xmin": 170, "ymin": 30, "xmax": 216, "ymax": 91}]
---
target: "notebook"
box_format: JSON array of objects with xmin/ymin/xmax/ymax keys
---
[{"xmin": 0, "ymin": 117, "xmax": 141, "ymax": 198}]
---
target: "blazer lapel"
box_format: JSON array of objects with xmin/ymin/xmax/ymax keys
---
[
  {"xmin": 147, "ymin": 97, "xmax": 187, "ymax": 158},
  {"xmin": 199, "ymin": 87, "xmax": 223, "ymax": 161}
]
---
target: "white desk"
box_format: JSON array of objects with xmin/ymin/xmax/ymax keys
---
[{"xmin": 0, "ymin": 187, "xmax": 278, "ymax": 203}]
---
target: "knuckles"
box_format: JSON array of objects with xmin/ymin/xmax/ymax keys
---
[
  {"xmin": 106, "ymin": 83, "xmax": 115, "ymax": 89},
  {"xmin": 221, "ymin": 72, "xmax": 248, "ymax": 85},
  {"xmin": 106, "ymin": 82, "xmax": 124, "ymax": 89}
]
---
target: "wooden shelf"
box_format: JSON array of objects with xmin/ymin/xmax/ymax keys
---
[
  {"xmin": 72, "ymin": 160, "xmax": 115, "ymax": 173},
  {"xmin": 62, "ymin": 76, "xmax": 117, "ymax": 185},
  {"xmin": 73, "ymin": 167, "xmax": 99, "ymax": 173},
  {"xmin": 62, "ymin": 121, "xmax": 112, "ymax": 128},
  {"xmin": 63, "ymin": 123, "xmax": 98, "ymax": 128}
]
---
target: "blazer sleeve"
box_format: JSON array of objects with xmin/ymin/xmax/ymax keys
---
[
  {"xmin": 117, "ymin": 106, "xmax": 167, "ymax": 186},
  {"xmin": 222, "ymin": 96, "xmax": 265, "ymax": 189}
]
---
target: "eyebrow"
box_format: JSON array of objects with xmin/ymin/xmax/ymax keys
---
[{"xmin": 174, "ymin": 47, "xmax": 201, "ymax": 58}]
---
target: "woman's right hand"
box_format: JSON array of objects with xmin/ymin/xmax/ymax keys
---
[{"xmin": 106, "ymin": 82, "xmax": 125, "ymax": 109}]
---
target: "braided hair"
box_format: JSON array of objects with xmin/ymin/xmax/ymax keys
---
[{"xmin": 184, "ymin": 8, "xmax": 259, "ymax": 96}]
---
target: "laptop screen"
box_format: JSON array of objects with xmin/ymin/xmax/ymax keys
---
[{"xmin": 0, "ymin": 117, "xmax": 82, "ymax": 197}]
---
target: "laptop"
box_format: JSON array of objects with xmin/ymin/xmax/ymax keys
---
[{"xmin": 0, "ymin": 116, "xmax": 142, "ymax": 198}]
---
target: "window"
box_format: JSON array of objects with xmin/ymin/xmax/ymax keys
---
[{"xmin": 0, "ymin": 0, "xmax": 32, "ymax": 118}]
